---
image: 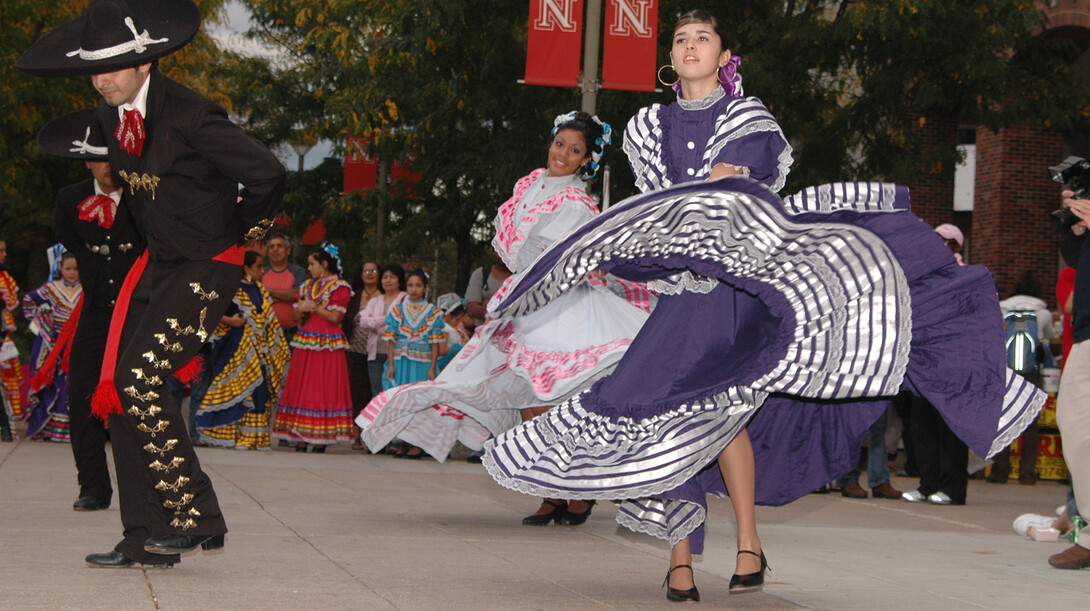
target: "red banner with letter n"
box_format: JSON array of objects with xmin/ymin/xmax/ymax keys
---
[
  {"xmin": 525, "ymin": 0, "xmax": 584, "ymax": 87},
  {"xmin": 602, "ymin": 0, "xmax": 657, "ymax": 91},
  {"xmin": 343, "ymin": 135, "xmax": 377, "ymax": 194}
]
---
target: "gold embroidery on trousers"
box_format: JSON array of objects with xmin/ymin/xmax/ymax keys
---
[
  {"xmin": 142, "ymin": 350, "xmax": 172, "ymax": 370},
  {"xmin": 118, "ymin": 170, "xmax": 160, "ymax": 200},
  {"xmin": 143, "ymin": 439, "xmax": 179, "ymax": 456},
  {"xmin": 137, "ymin": 420, "xmax": 169, "ymax": 437},
  {"xmin": 149, "ymin": 457, "xmax": 185, "ymax": 472},
  {"xmin": 131, "ymin": 368, "xmax": 163, "ymax": 386},
  {"xmin": 163, "ymin": 493, "xmax": 194, "ymax": 509},
  {"xmin": 127, "ymin": 404, "xmax": 162, "ymax": 420},
  {"xmin": 167, "ymin": 318, "xmax": 196, "ymax": 336},
  {"xmin": 196, "ymin": 307, "xmax": 209, "ymax": 342},
  {"xmin": 170, "ymin": 517, "xmax": 198, "ymax": 530},
  {"xmin": 178, "ymin": 508, "xmax": 201, "ymax": 517},
  {"xmin": 124, "ymin": 386, "xmax": 160, "ymax": 402},
  {"xmin": 153, "ymin": 333, "xmax": 184, "ymax": 353},
  {"xmin": 189, "ymin": 283, "xmax": 219, "ymax": 302},
  {"xmin": 155, "ymin": 476, "xmax": 191, "ymax": 493}
]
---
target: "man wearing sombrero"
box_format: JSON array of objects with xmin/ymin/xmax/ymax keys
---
[
  {"xmin": 36, "ymin": 109, "xmax": 143, "ymax": 515},
  {"xmin": 18, "ymin": 0, "xmax": 286, "ymax": 568}
]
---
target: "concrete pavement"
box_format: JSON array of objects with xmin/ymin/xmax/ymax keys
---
[{"xmin": 1, "ymin": 430, "xmax": 1087, "ymax": 610}]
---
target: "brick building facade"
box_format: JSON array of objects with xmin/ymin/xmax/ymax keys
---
[{"xmin": 908, "ymin": 1, "xmax": 1090, "ymax": 307}]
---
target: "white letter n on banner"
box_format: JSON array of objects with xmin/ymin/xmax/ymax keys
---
[
  {"xmin": 609, "ymin": 0, "xmax": 653, "ymax": 37},
  {"xmin": 536, "ymin": 0, "xmax": 579, "ymax": 33}
]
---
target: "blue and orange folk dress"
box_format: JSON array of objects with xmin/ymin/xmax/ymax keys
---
[
  {"xmin": 22, "ymin": 278, "xmax": 82, "ymax": 440},
  {"xmin": 272, "ymin": 274, "xmax": 355, "ymax": 446},
  {"xmin": 382, "ymin": 298, "xmax": 446, "ymax": 389},
  {"xmin": 197, "ymin": 279, "xmax": 290, "ymax": 449}
]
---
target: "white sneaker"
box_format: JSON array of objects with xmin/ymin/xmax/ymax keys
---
[
  {"xmin": 1014, "ymin": 513, "xmax": 1058, "ymax": 537},
  {"xmin": 928, "ymin": 491, "xmax": 953, "ymax": 505},
  {"xmin": 902, "ymin": 490, "xmax": 926, "ymax": 503}
]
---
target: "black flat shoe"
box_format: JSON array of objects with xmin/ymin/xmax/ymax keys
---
[
  {"xmin": 729, "ymin": 549, "xmax": 769, "ymax": 594},
  {"xmin": 663, "ymin": 564, "xmax": 700, "ymax": 603},
  {"xmin": 522, "ymin": 499, "xmax": 567, "ymax": 525},
  {"xmin": 85, "ymin": 550, "xmax": 172, "ymax": 569},
  {"xmin": 144, "ymin": 533, "xmax": 225, "ymax": 555},
  {"xmin": 73, "ymin": 496, "xmax": 110, "ymax": 511},
  {"xmin": 296, "ymin": 443, "xmax": 308, "ymax": 453},
  {"xmin": 312, "ymin": 444, "xmax": 326, "ymax": 454},
  {"xmin": 558, "ymin": 500, "xmax": 596, "ymax": 526},
  {"xmin": 402, "ymin": 447, "xmax": 424, "ymax": 459}
]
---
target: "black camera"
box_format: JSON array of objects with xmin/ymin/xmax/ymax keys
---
[{"xmin": 1050, "ymin": 156, "xmax": 1090, "ymax": 232}]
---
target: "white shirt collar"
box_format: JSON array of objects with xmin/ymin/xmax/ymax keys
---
[
  {"xmin": 117, "ymin": 71, "xmax": 152, "ymax": 121},
  {"xmin": 94, "ymin": 180, "xmax": 122, "ymax": 203}
]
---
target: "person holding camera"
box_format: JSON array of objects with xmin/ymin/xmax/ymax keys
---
[{"xmin": 1052, "ymin": 188, "xmax": 1090, "ymax": 569}]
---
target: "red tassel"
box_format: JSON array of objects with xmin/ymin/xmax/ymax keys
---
[
  {"xmin": 173, "ymin": 356, "xmax": 204, "ymax": 385},
  {"xmin": 90, "ymin": 379, "xmax": 123, "ymax": 421}
]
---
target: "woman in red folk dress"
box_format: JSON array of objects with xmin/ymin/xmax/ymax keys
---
[{"xmin": 272, "ymin": 243, "xmax": 355, "ymax": 453}]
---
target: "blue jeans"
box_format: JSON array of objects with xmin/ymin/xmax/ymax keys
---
[
  {"xmin": 837, "ymin": 410, "xmax": 890, "ymax": 489},
  {"xmin": 367, "ymin": 355, "xmax": 387, "ymax": 398}
]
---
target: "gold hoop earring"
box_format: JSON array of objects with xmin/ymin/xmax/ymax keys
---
[{"xmin": 657, "ymin": 64, "xmax": 678, "ymax": 88}]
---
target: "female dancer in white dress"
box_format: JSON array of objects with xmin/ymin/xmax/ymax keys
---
[{"xmin": 358, "ymin": 112, "xmax": 651, "ymax": 523}]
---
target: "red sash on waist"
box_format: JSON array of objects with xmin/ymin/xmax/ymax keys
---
[{"xmin": 90, "ymin": 245, "xmax": 244, "ymax": 421}]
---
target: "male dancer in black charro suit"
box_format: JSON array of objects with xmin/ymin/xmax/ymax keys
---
[
  {"xmin": 37, "ymin": 109, "xmax": 144, "ymax": 513},
  {"xmin": 18, "ymin": 0, "xmax": 286, "ymax": 568}
]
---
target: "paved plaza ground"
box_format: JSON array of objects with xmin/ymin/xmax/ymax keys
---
[{"xmin": 1, "ymin": 426, "xmax": 1087, "ymax": 610}]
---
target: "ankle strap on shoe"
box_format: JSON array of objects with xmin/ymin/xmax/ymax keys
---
[{"xmin": 662, "ymin": 564, "xmax": 694, "ymax": 587}]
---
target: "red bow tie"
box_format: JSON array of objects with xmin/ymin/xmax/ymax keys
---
[
  {"xmin": 78, "ymin": 194, "xmax": 118, "ymax": 229},
  {"xmin": 115, "ymin": 108, "xmax": 145, "ymax": 157}
]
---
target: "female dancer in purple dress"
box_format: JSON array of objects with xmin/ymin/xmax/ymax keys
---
[{"xmin": 482, "ymin": 10, "xmax": 1043, "ymax": 604}]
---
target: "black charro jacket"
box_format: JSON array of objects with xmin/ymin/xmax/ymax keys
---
[{"xmin": 94, "ymin": 69, "xmax": 286, "ymax": 263}]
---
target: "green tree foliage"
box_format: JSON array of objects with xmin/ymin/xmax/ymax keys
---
[{"xmin": 230, "ymin": 0, "xmax": 1089, "ymax": 291}]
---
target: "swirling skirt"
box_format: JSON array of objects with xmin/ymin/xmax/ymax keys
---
[
  {"xmin": 358, "ymin": 282, "xmax": 650, "ymax": 461},
  {"xmin": 482, "ymin": 179, "xmax": 1044, "ymax": 552}
]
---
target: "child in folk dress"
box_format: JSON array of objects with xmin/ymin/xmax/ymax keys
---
[{"xmin": 273, "ymin": 243, "xmax": 355, "ymax": 453}]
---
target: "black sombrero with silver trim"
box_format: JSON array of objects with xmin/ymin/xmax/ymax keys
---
[
  {"xmin": 37, "ymin": 109, "xmax": 110, "ymax": 161},
  {"xmin": 16, "ymin": 0, "xmax": 200, "ymax": 78}
]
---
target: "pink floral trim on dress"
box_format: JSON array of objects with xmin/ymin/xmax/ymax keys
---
[
  {"xmin": 489, "ymin": 325, "xmax": 633, "ymax": 396},
  {"xmin": 493, "ymin": 169, "xmax": 598, "ymax": 271}
]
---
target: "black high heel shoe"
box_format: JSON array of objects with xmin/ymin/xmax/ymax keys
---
[
  {"xmin": 521, "ymin": 499, "xmax": 566, "ymax": 525},
  {"xmin": 558, "ymin": 499, "xmax": 596, "ymax": 526},
  {"xmin": 663, "ymin": 564, "xmax": 700, "ymax": 603},
  {"xmin": 729, "ymin": 549, "xmax": 769, "ymax": 594}
]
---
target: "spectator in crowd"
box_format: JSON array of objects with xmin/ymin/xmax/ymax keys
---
[
  {"xmin": 1049, "ymin": 189, "xmax": 1090, "ymax": 569},
  {"xmin": 0, "ymin": 238, "xmax": 23, "ymax": 438},
  {"xmin": 902, "ymin": 224, "xmax": 971, "ymax": 506},
  {"xmin": 990, "ymin": 271, "xmax": 1055, "ymax": 484},
  {"xmin": 382, "ymin": 269, "xmax": 445, "ymax": 459},
  {"xmin": 263, "ymin": 234, "xmax": 307, "ymax": 343},
  {"xmin": 273, "ymin": 243, "xmax": 355, "ymax": 452},
  {"xmin": 343, "ymin": 261, "xmax": 381, "ymax": 450},
  {"xmin": 1057, "ymin": 266, "xmax": 1076, "ymax": 366},
  {"xmin": 356, "ymin": 264, "xmax": 407, "ymax": 398},
  {"xmin": 435, "ymin": 293, "xmax": 471, "ymax": 371},
  {"xmin": 197, "ymin": 251, "xmax": 289, "ymax": 450},
  {"xmin": 464, "ymin": 251, "xmax": 511, "ymax": 330},
  {"xmin": 22, "ymin": 251, "xmax": 81, "ymax": 441},
  {"xmin": 834, "ymin": 405, "xmax": 902, "ymax": 500}
]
